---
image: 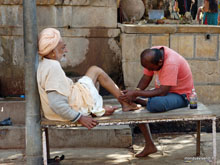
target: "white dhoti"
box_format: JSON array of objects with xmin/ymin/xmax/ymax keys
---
[{"xmin": 69, "ymin": 76, "xmax": 105, "ymax": 117}]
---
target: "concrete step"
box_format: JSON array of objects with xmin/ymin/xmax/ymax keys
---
[
  {"xmin": 0, "ymin": 101, "xmax": 25, "ymax": 125},
  {"xmin": 0, "ymin": 98, "xmax": 121, "ymax": 125},
  {"xmin": 0, "ymin": 125, "xmax": 132, "ymax": 149},
  {"xmin": 0, "ymin": 99, "xmax": 132, "ymax": 149},
  {"xmin": 1, "ymin": 133, "xmax": 220, "ymax": 165}
]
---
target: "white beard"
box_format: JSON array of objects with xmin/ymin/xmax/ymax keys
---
[{"xmin": 60, "ymin": 56, "xmax": 67, "ymax": 62}]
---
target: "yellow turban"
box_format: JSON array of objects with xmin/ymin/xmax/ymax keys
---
[{"xmin": 38, "ymin": 28, "xmax": 61, "ymax": 56}]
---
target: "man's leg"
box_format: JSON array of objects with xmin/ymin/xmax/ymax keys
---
[
  {"xmin": 135, "ymin": 93, "xmax": 188, "ymax": 157},
  {"xmin": 136, "ymin": 123, "xmax": 157, "ymax": 157},
  {"xmin": 85, "ymin": 66, "xmax": 139, "ymax": 111},
  {"xmin": 147, "ymin": 93, "xmax": 189, "ymax": 113}
]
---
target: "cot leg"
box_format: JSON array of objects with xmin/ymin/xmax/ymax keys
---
[
  {"xmin": 42, "ymin": 128, "xmax": 50, "ymax": 165},
  {"xmin": 196, "ymin": 120, "xmax": 201, "ymax": 156},
  {"xmin": 212, "ymin": 118, "xmax": 217, "ymax": 165}
]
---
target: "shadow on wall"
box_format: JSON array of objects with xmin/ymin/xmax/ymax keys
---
[{"xmin": 0, "ymin": 77, "xmax": 24, "ymax": 98}]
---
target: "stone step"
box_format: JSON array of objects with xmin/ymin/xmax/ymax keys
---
[
  {"xmin": 0, "ymin": 101, "xmax": 25, "ymax": 125},
  {"xmin": 0, "ymin": 125, "xmax": 132, "ymax": 149},
  {"xmin": 0, "ymin": 98, "xmax": 121, "ymax": 125}
]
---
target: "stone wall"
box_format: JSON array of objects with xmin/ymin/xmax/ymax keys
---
[
  {"xmin": 1, "ymin": 1, "xmax": 220, "ymax": 104},
  {"xmin": 0, "ymin": 0, "xmax": 121, "ymax": 96},
  {"xmin": 121, "ymin": 24, "xmax": 220, "ymax": 104}
]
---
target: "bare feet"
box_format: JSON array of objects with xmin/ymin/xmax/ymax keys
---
[
  {"xmin": 135, "ymin": 145, "xmax": 157, "ymax": 157},
  {"xmin": 122, "ymin": 103, "xmax": 141, "ymax": 112},
  {"xmin": 134, "ymin": 98, "xmax": 147, "ymax": 106},
  {"xmin": 103, "ymin": 105, "xmax": 118, "ymax": 116}
]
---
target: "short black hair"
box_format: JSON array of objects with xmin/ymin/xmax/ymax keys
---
[
  {"xmin": 140, "ymin": 48, "xmax": 163, "ymax": 65},
  {"xmin": 151, "ymin": 48, "xmax": 163, "ymax": 65}
]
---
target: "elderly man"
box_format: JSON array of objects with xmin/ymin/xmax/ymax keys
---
[
  {"xmin": 119, "ymin": 46, "xmax": 194, "ymax": 157},
  {"xmin": 37, "ymin": 28, "xmax": 139, "ymax": 129}
]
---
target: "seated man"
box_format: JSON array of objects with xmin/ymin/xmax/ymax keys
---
[
  {"xmin": 119, "ymin": 46, "xmax": 194, "ymax": 157},
  {"xmin": 37, "ymin": 28, "xmax": 139, "ymax": 129}
]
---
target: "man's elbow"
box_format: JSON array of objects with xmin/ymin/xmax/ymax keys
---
[{"xmin": 159, "ymin": 90, "xmax": 169, "ymax": 96}]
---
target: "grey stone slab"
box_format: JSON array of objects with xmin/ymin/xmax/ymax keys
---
[
  {"xmin": 120, "ymin": 24, "xmax": 220, "ymax": 34},
  {"xmin": 0, "ymin": 0, "xmax": 117, "ymax": 7},
  {"xmin": 48, "ymin": 125, "xmax": 132, "ymax": 148},
  {"xmin": 0, "ymin": 126, "xmax": 25, "ymax": 149},
  {"xmin": 0, "ymin": 125, "xmax": 132, "ymax": 149},
  {"xmin": 1, "ymin": 133, "xmax": 219, "ymax": 164},
  {"xmin": 36, "ymin": 6, "xmax": 117, "ymax": 28},
  {"xmin": 0, "ymin": 27, "xmax": 120, "ymax": 38},
  {"xmin": 0, "ymin": 101, "xmax": 25, "ymax": 125},
  {"xmin": 0, "ymin": 149, "xmax": 25, "ymax": 164},
  {"xmin": 0, "ymin": 5, "xmax": 117, "ymax": 28}
]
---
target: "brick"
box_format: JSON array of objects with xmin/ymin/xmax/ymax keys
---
[
  {"xmin": 170, "ymin": 34, "xmax": 194, "ymax": 58},
  {"xmin": 196, "ymin": 34, "xmax": 218, "ymax": 59},
  {"xmin": 38, "ymin": 0, "xmax": 48, "ymax": 4},
  {"xmin": 195, "ymin": 85, "xmax": 220, "ymax": 104},
  {"xmin": 121, "ymin": 34, "xmax": 150, "ymax": 62},
  {"xmin": 188, "ymin": 60, "xmax": 220, "ymax": 84},
  {"xmin": 122, "ymin": 61, "xmax": 155, "ymax": 89},
  {"xmin": 63, "ymin": 0, "xmax": 70, "ymax": 5},
  {"xmin": 51, "ymin": 0, "xmax": 116, "ymax": 7},
  {"xmin": 70, "ymin": 6, "xmax": 117, "ymax": 28},
  {"xmin": 0, "ymin": 101, "xmax": 25, "ymax": 124},
  {"xmin": 48, "ymin": 0, "xmax": 56, "ymax": 5},
  {"xmin": 122, "ymin": 61, "xmax": 144, "ymax": 88},
  {"xmin": 0, "ymin": 125, "xmax": 132, "ymax": 149},
  {"xmin": 54, "ymin": 0, "xmax": 63, "ymax": 5},
  {"xmin": 0, "ymin": 4, "xmax": 117, "ymax": 28},
  {"xmin": 0, "ymin": 6, "xmax": 23, "ymax": 26},
  {"xmin": 12, "ymin": 37, "xmax": 24, "ymax": 66},
  {"xmin": 36, "ymin": 6, "xmax": 57, "ymax": 27},
  {"xmin": 151, "ymin": 34, "xmax": 169, "ymax": 47},
  {"xmin": 37, "ymin": 6, "xmax": 117, "ymax": 28}
]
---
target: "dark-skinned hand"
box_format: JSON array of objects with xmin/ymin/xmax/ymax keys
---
[
  {"xmin": 119, "ymin": 90, "xmax": 136, "ymax": 104},
  {"xmin": 78, "ymin": 116, "xmax": 98, "ymax": 130}
]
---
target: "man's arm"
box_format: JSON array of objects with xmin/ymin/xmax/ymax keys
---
[
  {"xmin": 119, "ymin": 74, "xmax": 152, "ymax": 103},
  {"xmin": 120, "ymin": 85, "xmax": 170, "ymax": 103},
  {"xmin": 136, "ymin": 74, "xmax": 153, "ymax": 90},
  {"xmin": 47, "ymin": 91, "xmax": 98, "ymax": 129},
  {"xmin": 134, "ymin": 85, "xmax": 171, "ymax": 98}
]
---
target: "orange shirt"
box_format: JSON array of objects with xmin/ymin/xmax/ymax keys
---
[{"xmin": 144, "ymin": 46, "xmax": 194, "ymax": 99}]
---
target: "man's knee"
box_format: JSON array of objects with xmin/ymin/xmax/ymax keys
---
[
  {"xmin": 87, "ymin": 66, "xmax": 103, "ymax": 75},
  {"xmin": 146, "ymin": 97, "xmax": 167, "ymax": 113}
]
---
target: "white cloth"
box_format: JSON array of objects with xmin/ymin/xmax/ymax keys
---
[
  {"xmin": 37, "ymin": 58, "xmax": 105, "ymax": 121},
  {"xmin": 76, "ymin": 76, "xmax": 105, "ymax": 116}
]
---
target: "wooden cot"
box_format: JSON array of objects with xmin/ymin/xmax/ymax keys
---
[{"xmin": 41, "ymin": 103, "xmax": 217, "ymax": 165}]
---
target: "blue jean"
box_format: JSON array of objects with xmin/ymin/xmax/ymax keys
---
[{"xmin": 146, "ymin": 93, "xmax": 189, "ymax": 113}]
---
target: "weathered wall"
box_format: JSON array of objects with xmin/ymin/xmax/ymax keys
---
[
  {"xmin": 121, "ymin": 25, "xmax": 220, "ymax": 104},
  {"xmin": 1, "ymin": 0, "xmax": 220, "ymax": 104},
  {"xmin": 0, "ymin": 0, "xmax": 121, "ymax": 96}
]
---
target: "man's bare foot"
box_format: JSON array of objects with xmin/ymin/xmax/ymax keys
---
[
  {"xmin": 103, "ymin": 105, "xmax": 118, "ymax": 116},
  {"xmin": 122, "ymin": 103, "xmax": 141, "ymax": 112},
  {"xmin": 134, "ymin": 98, "xmax": 147, "ymax": 106},
  {"xmin": 135, "ymin": 145, "xmax": 157, "ymax": 157}
]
